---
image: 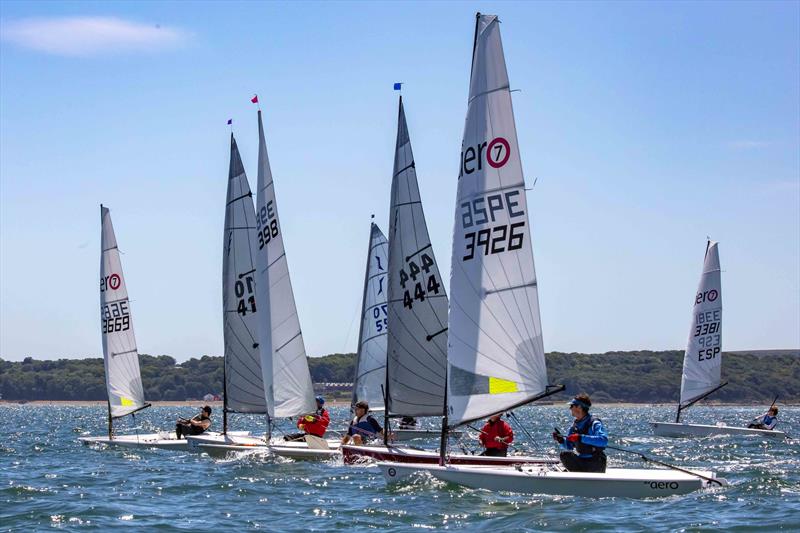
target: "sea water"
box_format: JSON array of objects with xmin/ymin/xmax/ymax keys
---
[{"xmin": 1, "ymin": 404, "xmax": 798, "ymax": 531}]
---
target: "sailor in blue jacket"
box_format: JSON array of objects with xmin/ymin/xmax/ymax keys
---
[
  {"xmin": 552, "ymin": 394, "xmax": 608, "ymax": 473},
  {"xmin": 748, "ymin": 406, "xmax": 778, "ymax": 430}
]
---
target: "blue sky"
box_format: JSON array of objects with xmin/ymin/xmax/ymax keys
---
[{"xmin": 1, "ymin": 1, "xmax": 798, "ymax": 362}]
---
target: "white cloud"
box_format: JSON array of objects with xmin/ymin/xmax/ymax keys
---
[
  {"xmin": 728, "ymin": 140, "xmax": 770, "ymax": 150},
  {"xmin": 1, "ymin": 16, "xmax": 188, "ymax": 56}
]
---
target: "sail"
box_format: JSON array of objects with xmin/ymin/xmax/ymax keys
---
[
  {"xmin": 386, "ymin": 97, "xmax": 449, "ymax": 417},
  {"xmin": 222, "ymin": 134, "xmax": 266, "ymax": 414},
  {"xmin": 100, "ymin": 206, "xmax": 146, "ymax": 418},
  {"xmin": 254, "ymin": 110, "xmax": 316, "ymax": 418},
  {"xmin": 679, "ymin": 241, "xmax": 722, "ymax": 405},
  {"xmin": 446, "ymin": 14, "xmax": 548, "ymax": 427},
  {"xmin": 351, "ymin": 223, "xmax": 390, "ymax": 410}
]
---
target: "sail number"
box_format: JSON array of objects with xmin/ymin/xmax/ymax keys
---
[
  {"xmin": 101, "ymin": 301, "xmax": 130, "ymax": 334},
  {"xmin": 256, "ymin": 200, "xmax": 279, "ymax": 249},
  {"xmin": 460, "ymin": 190, "xmax": 525, "ymax": 261},
  {"xmin": 460, "ymin": 136, "xmax": 510, "ymax": 177},
  {"xmin": 399, "ymin": 253, "xmax": 441, "ymax": 309},
  {"xmin": 373, "ymin": 304, "xmax": 388, "ymax": 333},
  {"xmin": 235, "ymin": 275, "xmax": 257, "ymax": 315},
  {"xmin": 694, "ymin": 309, "xmax": 721, "ymax": 361}
]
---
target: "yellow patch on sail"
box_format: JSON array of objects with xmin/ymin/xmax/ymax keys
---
[
  {"xmin": 120, "ymin": 397, "xmax": 134, "ymax": 406},
  {"xmin": 488, "ymin": 377, "xmax": 518, "ymax": 394}
]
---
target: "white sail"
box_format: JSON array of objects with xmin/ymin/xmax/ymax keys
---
[
  {"xmin": 222, "ymin": 135, "xmax": 266, "ymax": 414},
  {"xmin": 352, "ymin": 223, "xmax": 389, "ymax": 410},
  {"xmin": 386, "ymin": 97, "xmax": 449, "ymax": 417},
  {"xmin": 100, "ymin": 205, "xmax": 147, "ymax": 418},
  {"xmin": 254, "ymin": 110, "xmax": 316, "ymax": 418},
  {"xmin": 679, "ymin": 241, "xmax": 722, "ymax": 405},
  {"xmin": 446, "ymin": 14, "xmax": 548, "ymax": 427}
]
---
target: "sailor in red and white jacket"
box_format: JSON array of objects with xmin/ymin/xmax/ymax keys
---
[
  {"xmin": 284, "ymin": 396, "xmax": 330, "ymax": 441},
  {"xmin": 479, "ymin": 413, "xmax": 514, "ymax": 457}
]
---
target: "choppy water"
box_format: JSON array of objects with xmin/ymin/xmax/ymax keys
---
[{"xmin": 1, "ymin": 404, "xmax": 798, "ymax": 531}]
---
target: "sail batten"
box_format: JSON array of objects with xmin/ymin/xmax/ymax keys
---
[
  {"xmin": 386, "ymin": 96, "xmax": 449, "ymax": 417},
  {"xmin": 255, "ymin": 110, "xmax": 316, "ymax": 419},
  {"xmin": 100, "ymin": 206, "xmax": 147, "ymax": 419},
  {"xmin": 222, "ymin": 135, "xmax": 267, "ymax": 414},
  {"xmin": 446, "ymin": 14, "xmax": 548, "ymax": 427},
  {"xmin": 679, "ymin": 241, "xmax": 722, "ymax": 407},
  {"xmin": 351, "ymin": 223, "xmax": 390, "ymax": 410}
]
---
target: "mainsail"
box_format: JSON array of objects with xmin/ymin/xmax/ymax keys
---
[
  {"xmin": 100, "ymin": 205, "xmax": 147, "ymax": 418},
  {"xmin": 254, "ymin": 110, "xmax": 316, "ymax": 418},
  {"xmin": 679, "ymin": 241, "xmax": 723, "ymax": 406},
  {"xmin": 386, "ymin": 96, "xmax": 449, "ymax": 417},
  {"xmin": 222, "ymin": 134, "xmax": 266, "ymax": 415},
  {"xmin": 351, "ymin": 223, "xmax": 389, "ymax": 410},
  {"xmin": 446, "ymin": 14, "xmax": 549, "ymax": 427}
]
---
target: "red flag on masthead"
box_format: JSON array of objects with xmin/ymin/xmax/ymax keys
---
[{"xmin": 251, "ymin": 94, "xmax": 258, "ymax": 104}]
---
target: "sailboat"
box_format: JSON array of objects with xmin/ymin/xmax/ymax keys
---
[
  {"xmin": 342, "ymin": 95, "xmax": 551, "ymax": 466},
  {"xmin": 377, "ymin": 13, "xmax": 726, "ymax": 497},
  {"xmin": 650, "ymin": 241, "xmax": 785, "ymax": 438},
  {"xmin": 249, "ymin": 108, "xmax": 341, "ymax": 460},
  {"xmin": 350, "ymin": 221, "xmax": 389, "ymax": 413},
  {"xmin": 187, "ymin": 134, "xmax": 270, "ymax": 456},
  {"xmin": 80, "ymin": 206, "xmax": 234, "ymax": 450}
]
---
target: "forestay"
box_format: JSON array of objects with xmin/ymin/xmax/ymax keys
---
[
  {"xmin": 222, "ymin": 135, "xmax": 266, "ymax": 414},
  {"xmin": 446, "ymin": 14, "xmax": 548, "ymax": 427},
  {"xmin": 679, "ymin": 241, "xmax": 722, "ymax": 406},
  {"xmin": 386, "ymin": 97, "xmax": 449, "ymax": 417},
  {"xmin": 100, "ymin": 206, "xmax": 147, "ymax": 418},
  {"xmin": 352, "ymin": 223, "xmax": 389, "ymax": 410},
  {"xmin": 254, "ymin": 110, "xmax": 316, "ymax": 418}
]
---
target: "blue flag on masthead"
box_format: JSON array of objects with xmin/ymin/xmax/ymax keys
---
[{"xmin": 393, "ymin": 82, "xmax": 402, "ymax": 90}]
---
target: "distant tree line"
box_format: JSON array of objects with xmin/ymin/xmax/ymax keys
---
[{"xmin": 0, "ymin": 350, "xmax": 797, "ymax": 403}]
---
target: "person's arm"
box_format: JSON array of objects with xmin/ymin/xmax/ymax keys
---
[
  {"xmin": 503, "ymin": 422, "xmax": 513, "ymax": 445},
  {"xmin": 321, "ymin": 410, "xmax": 330, "ymax": 429},
  {"xmin": 369, "ymin": 416, "xmax": 383, "ymax": 436},
  {"xmin": 191, "ymin": 418, "xmax": 211, "ymax": 430},
  {"xmin": 579, "ymin": 420, "xmax": 608, "ymax": 448}
]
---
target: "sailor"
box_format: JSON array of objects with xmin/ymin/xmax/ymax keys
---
[
  {"xmin": 553, "ymin": 394, "xmax": 608, "ymax": 473},
  {"xmin": 284, "ymin": 396, "xmax": 331, "ymax": 441},
  {"xmin": 175, "ymin": 405, "xmax": 212, "ymax": 439},
  {"xmin": 398, "ymin": 416, "xmax": 418, "ymax": 429},
  {"xmin": 748, "ymin": 406, "xmax": 778, "ymax": 430},
  {"xmin": 479, "ymin": 413, "xmax": 514, "ymax": 457},
  {"xmin": 341, "ymin": 400, "xmax": 384, "ymax": 445}
]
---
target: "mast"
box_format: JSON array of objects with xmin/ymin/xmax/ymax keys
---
[
  {"xmin": 222, "ymin": 358, "xmax": 228, "ymax": 435},
  {"xmin": 107, "ymin": 399, "xmax": 113, "ymax": 440}
]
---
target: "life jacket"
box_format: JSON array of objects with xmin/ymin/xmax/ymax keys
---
[
  {"xmin": 570, "ymin": 415, "xmax": 604, "ymax": 458},
  {"xmin": 297, "ymin": 408, "xmax": 330, "ymax": 437},
  {"xmin": 762, "ymin": 414, "xmax": 776, "ymax": 428},
  {"xmin": 349, "ymin": 414, "xmax": 381, "ymax": 440},
  {"xmin": 480, "ymin": 419, "xmax": 514, "ymax": 450}
]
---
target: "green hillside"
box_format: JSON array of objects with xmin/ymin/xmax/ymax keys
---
[{"xmin": 0, "ymin": 350, "xmax": 797, "ymax": 403}]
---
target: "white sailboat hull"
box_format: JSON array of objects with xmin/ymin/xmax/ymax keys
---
[
  {"xmin": 342, "ymin": 444, "xmax": 557, "ymax": 466},
  {"xmin": 185, "ymin": 433, "xmax": 268, "ymax": 457},
  {"xmin": 650, "ymin": 421, "xmax": 785, "ymax": 438},
  {"xmin": 377, "ymin": 462, "xmax": 726, "ymax": 498},
  {"xmin": 78, "ymin": 430, "xmax": 248, "ymax": 451},
  {"xmin": 268, "ymin": 438, "xmax": 341, "ymax": 460}
]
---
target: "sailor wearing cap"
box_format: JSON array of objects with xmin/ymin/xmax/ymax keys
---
[
  {"xmin": 552, "ymin": 393, "xmax": 608, "ymax": 473},
  {"xmin": 284, "ymin": 395, "xmax": 330, "ymax": 441}
]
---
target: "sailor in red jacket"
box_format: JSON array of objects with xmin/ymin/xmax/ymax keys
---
[
  {"xmin": 284, "ymin": 396, "xmax": 330, "ymax": 441},
  {"xmin": 479, "ymin": 413, "xmax": 514, "ymax": 457}
]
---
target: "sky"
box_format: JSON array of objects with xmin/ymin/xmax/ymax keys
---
[{"xmin": 1, "ymin": 1, "xmax": 798, "ymax": 362}]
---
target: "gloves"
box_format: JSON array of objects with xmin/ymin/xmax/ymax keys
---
[
  {"xmin": 566, "ymin": 433, "xmax": 580, "ymax": 443},
  {"xmin": 552, "ymin": 431, "xmax": 564, "ymax": 444}
]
